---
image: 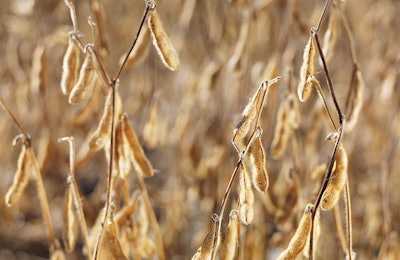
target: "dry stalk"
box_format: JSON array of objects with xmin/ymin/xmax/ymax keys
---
[
  {"xmin": 91, "ymin": 0, "xmax": 108, "ymax": 56},
  {"xmin": 333, "ymin": 204, "xmax": 347, "ymax": 254},
  {"xmin": 207, "ymin": 77, "xmax": 280, "ymax": 259},
  {"xmin": 132, "ymin": 153, "xmax": 165, "ymax": 260},
  {"xmin": 302, "ymin": 2, "xmax": 352, "ymax": 259},
  {"xmin": 344, "ymin": 180, "xmax": 354, "ymax": 260},
  {"xmin": 58, "ymin": 137, "xmax": 92, "ymax": 259},
  {"xmin": 1, "ymin": 98, "xmax": 58, "ymax": 252}
]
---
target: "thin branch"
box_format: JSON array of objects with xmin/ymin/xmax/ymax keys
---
[
  {"xmin": 344, "ymin": 67, "xmax": 357, "ymax": 117},
  {"xmin": 212, "ymin": 78, "xmax": 279, "ymax": 259},
  {"xmin": 337, "ymin": 5, "xmax": 358, "ymax": 65},
  {"xmin": 344, "ymin": 179, "xmax": 353, "ymax": 260},
  {"xmin": 26, "ymin": 147, "xmax": 57, "ymax": 250},
  {"xmin": 333, "ymin": 205, "xmax": 347, "ymax": 253},
  {"xmin": 92, "ymin": 84, "xmax": 116, "ymax": 260},
  {"xmin": 309, "ymin": 119, "xmax": 345, "ymax": 259},
  {"xmin": 114, "ymin": 3, "xmax": 154, "ymax": 82},
  {"xmin": 337, "ymin": 5, "xmax": 360, "ymax": 117},
  {"xmin": 133, "ymin": 153, "xmax": 166, "ymax": 260},
  {"xmin": 58, "ymin": 137, "xmax": 92, "ymax": 259},
  {"xmin": 0, "ymin": 99, "xmax": 30, "ymax": 144},
  {"xmin": 315, "ymin": 0, "xmax": 332, "ymax": 33},
  {"xmin": 312, "ymin": 30, "xmax": 344, "ymax": 124},
  {"xmin": 310, "ymin": 76, "xmax": 337, "ymax": 129}
]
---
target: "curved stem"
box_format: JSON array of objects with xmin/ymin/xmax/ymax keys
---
[{"xmin": 0, "ymin": 99, "xmax": 30, "ymax": 144}]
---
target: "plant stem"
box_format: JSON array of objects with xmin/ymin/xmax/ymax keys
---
[
  {"xmin": 92, "ymin": 83, "xmax": 116, "ymax": 260},
  {"xmin": 344, "ymin": 179, "xmax": 353, "ymax": 260},
  {"xmin": 311, "ymin": 77, "xmax": 337, "ymax": 129},
  {"xmin": 27, "ymin": 147, "xmax": 57, "ymax": 251},
  {"xmin": 59, "ymin": 137, "xmax": 92, "ymax": 259},
  {"xmin": 133, "ymin": 158, "xmax": 166, "ymax": 260},
  {"xmin": 316, "ymin": 0, "xmax": 331, "ymax": 32},
  {"xmin": 309, "ymin": 119, "xmax": 345, "ymax": 259},
  {"xmin": 333, "ymin": 205, "xmax": 347, "ymax": 253},
  {"xmin": 0, "ymin": 99, "xmax": 30, "ymax": 144},
  {"xmin": 312, "ymin": 30, "xmax": 344, "ymax": 124},
  {"xmin": 114, "ymin": 4, "xmax": 153, "ymax": 82}
]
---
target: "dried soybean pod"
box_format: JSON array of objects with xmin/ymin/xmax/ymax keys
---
[
  {"xmin": 62, "ymin": 185, "xmax": 78, "ymax": 252},
  {"xmin": 61, "ymin": 38, "xmax": 80, "ymax": 95},
  {"xmin": 221, "ymin": 210, "xmax": 240, "ymax": 260},
  {"xmin": 116, "ymin": 120, "xmax": 131, "ymax": 179},
  {"xmin": 5, "ymin": 145, "xmax": 30, "ymax": 206},
  {"xmin": 249, "ymin": 136, "xmax": 269, "ymax": 192},
  {"xmin": 31, "ymin": 45, "xmax": 48, "ymax": 96},
  {"xmin": 122, "ymin": 114, "xmax": 154, "ymax": 177},
  {"xmin": 233, "ymin": 80, "xmax": 268, "ymax": 152},
  {"xmin": 346, "ymin": 70, "xmax": 365, "ymax": 132},
  {"xmin": 298, "ymin": 36, "xmax": 316, "ymax": 102},
  {"xmin": 120, "ymin": 26, "xmax": 151, "ymax": 68},
  {"xmin": 148, "ymin": 9, "xmax": 180, "ymax": 70},
  {"xmin": 321, "ymin": 145, "xmax": 348, "ymax": 210},
  {"xmin": 277, "ymin": 203, "xmax": 313, "ymax": 260},
  {"xmin": 287, "ymin": 93, "xmax": 301, "ymax": 129},
  {"xmin": 235, "ymin": 77, "xmax": 280, "ymax": 148},
  {"xmin": 239, "ymin": 164, "xmax": 254, "ymax": 225},
  {"xmin": 303, "ymin": 213, "xmax": 321, "ymax": 258},
  {"xmin": 201, "ymin": 214, "xmax": 220, "ymax": 260},
  {"xmin": 69, "ymin": 50, "xmax": 94, "ymax": 105},
  {"xmin": 104, "ymin": 218, "xmax": 128, "ymax": 260},
  {"xmin": 89, "ymin": 91, "xmax": 122, "ymax": 151},
  {"xmin": 271, "ymin": 99, "xmax": 290, "ymax": 159}
]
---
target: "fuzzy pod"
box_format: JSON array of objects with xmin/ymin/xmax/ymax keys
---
[
  {"xmin": 298, "ymin": 36, "xmax": 316, "ymax": 102},
  {"xmin": 278, "ymin": 204, "xmax": 313, "ymax": 259},
  {"xmin": 249, "ymin": 136, "xmax": 269, "ymax": 192},
  {"xmin": 5, "ymin": 145, "xmax": 31, "ymax": 207},
  {"xmin": 61, "ymin": 39, "xmax": 80, "ymax": 95},
  {"xmin": 122, "ymin": 114, "xmax": 154, "ymax": 177},
  {"xmin": 321, "ymin": 145, "xmax": 348, "ymax": 210},
  {"xmin": 221, "ymin": 210, "xmax": 240, "ymax": 260},
  {"xmin": 148, "ymin": 10, "xmax": 180, "ymax": 70},
  {"xmin": 69, "ymin": 51, "xmax": 94, "ymax": 105}
]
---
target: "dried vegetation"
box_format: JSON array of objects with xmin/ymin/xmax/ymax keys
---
[{"xmin": 0, "ymin": 0, "xmax": 399, "ymax": 259}]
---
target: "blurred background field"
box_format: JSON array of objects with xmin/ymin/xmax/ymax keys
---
[{"xmin": 0, "ymin": 0, "xmax": 399, "ymax": 259}]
